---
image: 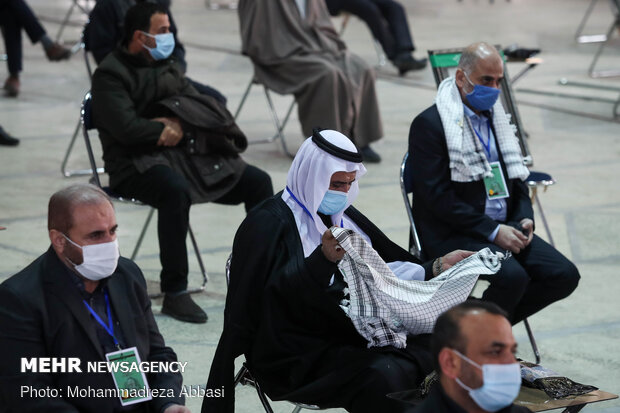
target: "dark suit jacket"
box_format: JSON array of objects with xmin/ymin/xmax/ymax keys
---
[
  {"xmin": 0, "ymin": 248, "xmax": 183, "ymax": 412},
  {"xmin": 408, "ymin": 104, "xmax": 533, "ymax": 258}
]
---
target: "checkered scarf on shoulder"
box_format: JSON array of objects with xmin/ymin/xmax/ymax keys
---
[
  {"xmin": 435, "ymin": 76, "xmax": 529, "ymax": 183},
  {"xmin": 332, "ymin": 227, "xmax": 505, "ymax": 349}
]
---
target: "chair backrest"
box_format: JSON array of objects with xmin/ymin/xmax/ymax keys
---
[
  {"xmin": 400, "ymin": 152, "xmax": 423, "ymax": 260},
  {"xmin": 427, "ymin": 47, "xmax": 533, "ymax": 166},
  {"xmin": 80, "ymin": 91, "xmax": 103, "ymax": 188}
]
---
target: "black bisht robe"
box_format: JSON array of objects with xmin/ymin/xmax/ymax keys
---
[{"xmin": 202, "ymin": 194, "xmax": 435, "ymax": 413}]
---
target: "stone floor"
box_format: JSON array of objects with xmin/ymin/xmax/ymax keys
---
[{"xmin": 1, "ymin": 0, "xmax": 619, "ymax": 411}]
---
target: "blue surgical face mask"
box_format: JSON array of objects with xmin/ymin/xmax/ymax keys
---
[
  {"xmin": 463, "ymin": 71, "xmax": 500, "ymax": 111},
  {"xmin": 453, "ymin": 349, "xmax": 521, "ymax": 412},
  {"xmin": 318, "ymin": 190, "xmax": 348, "ymax": 215},
  {"xmin": 141, "ymin": 31, "xmax": 175, "ymax": 60}
]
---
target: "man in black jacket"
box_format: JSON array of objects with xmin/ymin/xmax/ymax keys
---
[
  {"xmin": 0, "ymin": 184, "xmax": 189, "ymax": 413},
  {"xmin": 203, "ymin": 129, "xmax": 471, "ymax": 413},
  {"xmin": 408, "ymin": 42, "xmax": 579, "ymax": 323},
  {"xmin": 412, "ymin": 300, "xmax": 530, "ymax": 413},
  {"xmin": 91, "ymin": 2, "xmax": 273, "ymax": 323}
]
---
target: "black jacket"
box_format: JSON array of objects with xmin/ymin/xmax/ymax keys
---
[
  {"xmin": 408, "ymin": 105, "xmax": 533, "ymax": 258},
  {"xmin": 0, "ymin": 248, "xmax": 183, "ymax": 412}
]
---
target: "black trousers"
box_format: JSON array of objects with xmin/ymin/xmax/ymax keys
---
[
  {"xmin": 326, "ymin": 0, "xmax": 414, "ymax": 60},
  {"xmin": 438, "ymin": 234, "xmax": 580, "ymax": 324},
  {"xmin": 0, "ymin": 0, "xmax": 46, "ymax": 75},
  {"xmin": 112, "ymin": 163, "xmax": 273, "ymax": 293}
]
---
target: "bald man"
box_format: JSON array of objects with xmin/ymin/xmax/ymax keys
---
[
  {"xmin": 407, "ymin": 42, "xmax": 580, "ymax": 324},
  {"xmin": 412, "ymin": 301, "xmax": 529, "ymax": 412}
]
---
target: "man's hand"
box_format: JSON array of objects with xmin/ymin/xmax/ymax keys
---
[
  {"xmin": 519, "ymin": 218, "xmax": 534, "ymax": 247},
  {"xmin": 154, "ymin": 117, "xmax": 183, "ymax": 147},
  {"xmin": 494, "ymin": 224, "xmax": 528, "ymax": 254},
  {"xmin": 321, "ymin": 229, "xmax": 345, "ymax": 263},
  {"xmin": 441, "ymin": 250, "xmax": 476, "ymax": 271},
  {"xmin": 163, "ymin": 404, "xmax": 191, "ymax": 413}
]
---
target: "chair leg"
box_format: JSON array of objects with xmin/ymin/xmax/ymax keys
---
[
  {"xmin": 234, "ymin": 78, "xmax": 255, "ymax": 120},
  {"xmin": 588, "ymin": 17, "xmax": 620, "ymax": 78},
  {"xmin": 523, "ymin": 318, "xmax": 541, "ymax": 365},
  {"xmin": 130, "ymin": 207, "xmax": 156, "ymax": 261},
  {"xmin": 62, "ymin": 116, "xmax": 104, "ymax": 177},
  {"xmin": 291, "ymin": 406, "xmax": 303, "ymax": 413},
  {"xmin": 255, "ymin": 382, "xmax": 275, "ymax": 413},
  {"xmin": 373, "ymin": 40, "xmax": 387, "ymax": 68},
  {"xmin": 533, "ymin": 194, "xmax": 555, "ymax": 248},
  {"xmin": 187, "ymin": 224, "xmax": 208, "ymax": 293},
  {"xmin": 263, "ymin": 86, "xmax": 296, "ymax": 158},
  {"xmin": 55, "ymin": 1, "xmax": 77, "ymax": 42}
]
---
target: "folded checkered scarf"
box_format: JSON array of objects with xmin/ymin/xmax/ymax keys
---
[
  {"xmin": 332, "ymin": 227, "xmax": 505, "ymax": 348},
  {"xmin": 435, "ymin": 77, "xmax": 529, "ymax": 183}
]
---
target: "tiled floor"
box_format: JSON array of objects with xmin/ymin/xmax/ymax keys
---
[{"xmin": 1, "ymin": 0, "xmax": 619, "ymax": 411}]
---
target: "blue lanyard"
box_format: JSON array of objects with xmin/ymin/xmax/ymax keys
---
[
  {"xmin": 285, "ymin": 186, "xmax": 343, "ymax": 227},
  {"xmin": 83, "ymin": 290, "xmax": 120, "ymax": 350},
  {"xmin": 472, "ymin": 117, "xmax": 492, "ymax": 158}
]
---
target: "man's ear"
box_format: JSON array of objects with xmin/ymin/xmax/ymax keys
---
[
  {"xmin": 455, "ymin": 68, "xmax": 466, "ymax": 90},
  {"xmin": 438, "ymin": 348, "xmax": 461, "ymax": 379},
  {"xmin": 49, "ymin": 229, "xmax": 66, "ymax": 253}
]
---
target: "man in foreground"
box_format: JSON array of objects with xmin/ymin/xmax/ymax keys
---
[
  {"xmin": 413, "ymin": 300, "xmax": 529, "ymax": 413},
  {"xmin": 0, "ymin": 184, "xmax": 189, "ymax": 412}
]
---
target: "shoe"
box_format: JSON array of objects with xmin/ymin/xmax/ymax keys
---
[
  {"xmin": 3, "ymin": 75, "xmax": 20, "ymax": 97},
  {"xmin": 162, "ymin": 292, "xmax": 208, "ymax": 323},
  {"xmin": 392, "ymin": 53, "xmax": 427, "ymax": 76},
  {"xmin": 45, "ymin": 42, "xmax": 71, "ymax": 61},
  {"xmin": 503, "ymin": 44, "xmax": 540, "ymax": 62},
  {"xmin": 0, "ymin": 127, "xmax": 19, "ymax": 146},
  {"xmin": 360, "ymin": 145, "xmax": 381, "ymax": 163}
]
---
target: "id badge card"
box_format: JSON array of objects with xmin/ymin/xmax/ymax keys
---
[
  {"xmin": 106, "ymin": 346, "xmax": 152, "ymax": 406},
  {"xmin": 483, "ymin": 162, "xmax": 509, "ymax": 200}
]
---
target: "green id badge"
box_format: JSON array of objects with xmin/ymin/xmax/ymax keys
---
[
  {"xmin": 106, "ymin": 346, "xmax": 152, "ymax": 406},
  {"xmin": 483, "ymin": 162, "xmax": 509, "ymax": 200}
]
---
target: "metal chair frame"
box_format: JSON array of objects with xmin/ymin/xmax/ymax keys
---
[
  {"xmin": 233, "ymin": 75, "xmax": 297, "ymax": 158},
  {"xmin": 400, "ymin": 152, "xmax": 541, "ymax": 364},
  {"xmin": 225, "ymin": 254, "xmax": 321, "ymax": 412},
  {"xmin": 61, "ymin": 27, "xmax": 103, "ymax": 178},
  {"xmin": 574, "ymin": 0, "xmax": 620, "ymax": 78},
  {"xmin": 55, "ymin": 0, "xmax": 93, "ymax": 44},
  {"xmin": 80, "ymin": 91, "xmax": 207, "ymax": 298}
]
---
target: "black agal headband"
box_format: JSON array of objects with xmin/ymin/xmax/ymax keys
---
[{"xmin": 311, "ymin": 128, "xmax": 363, "ymax": 163}]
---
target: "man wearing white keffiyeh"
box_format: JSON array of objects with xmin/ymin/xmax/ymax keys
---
[
  {"xmin": 204, "ymin": 129, "xmax": 475, "ymax": 413},
  {"xmin": 407, "ymin": 42, "xmax": 580, "ymax": 324}
]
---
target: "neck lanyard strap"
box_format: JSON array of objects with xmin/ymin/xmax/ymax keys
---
[
  {"xmin": 471, "ymin": 117, "xmax": 492, "ymax": 158},
  {"xmin": 83, "ymin": 290, "xmax": 120, "ymax": 349},
  {"xmin": 285, "ymin": 186, "xmax": 344, "ymax": 227}
]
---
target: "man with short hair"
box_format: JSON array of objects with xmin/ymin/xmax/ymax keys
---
[
  {"xmin": 412, "ymin": 300, "xmax": 530, "ymax": 412},
  {"xmin": 408, "ymin": 42, "xmax": 580, "ymax": 323},
  {"xmin": 0, "ymin": 184, "xmax": 189, "ymax": 412},
  {"xmin": 92, "ymin": 2, "xmax": 273, "ymax": 323},
  {"xmin": 203, "ymin": 129, "xmax": 471, "ymax": 413}
]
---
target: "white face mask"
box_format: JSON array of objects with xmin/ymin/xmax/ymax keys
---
[
  {"xmin": 63, "ymin": 234, "xmax": 120, "ymax": 281},
  {"xmin": 453, "ymin": 349, "xmax": 522, "ymax": 412}
]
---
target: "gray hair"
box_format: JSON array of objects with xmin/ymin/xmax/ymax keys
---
[
  {"xmin": 48, "ymin": 184, "xmax": 113, "ymax": 233},
  {"xmin": 457, "ymin": 42, "xmax": 500, "ymax": 75}
]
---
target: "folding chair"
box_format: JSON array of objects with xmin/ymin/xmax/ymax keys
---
[
  {"xmin": 225, "ymin": 254, "xmax": 322, "ymax": 412},
  {"xmin": 61, "ymin": 25, "xmax": 102, "ymax": 177},
  {"xmin": 338, "ymin": 12, "xmax": 387, "ymax": 68},
  {"xmin": 400, "ymin": 151, "xmax": 541, "ymax": 364},
  {"xmin": 575, "ymin": 0, "xmax": 620, "ymax": 77},
  {"xmin": 55, "ymin": 0, "xmax": 93, "ymax": 44},
  {"xmin": 428, "ymin": 47, "xmax": 556, "ymax": 246},
  {"xmin": 233, "ymin": 75, "xmax": 297, "ymax": 158},
  {"xmin": 80, "ymin": 91, "xmax": 208, "ymax": 298}
]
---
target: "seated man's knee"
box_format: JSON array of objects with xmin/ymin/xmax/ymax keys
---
[{"xmin": 491, "ymin": 259, "xmax": 529, "ymax": 291}]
